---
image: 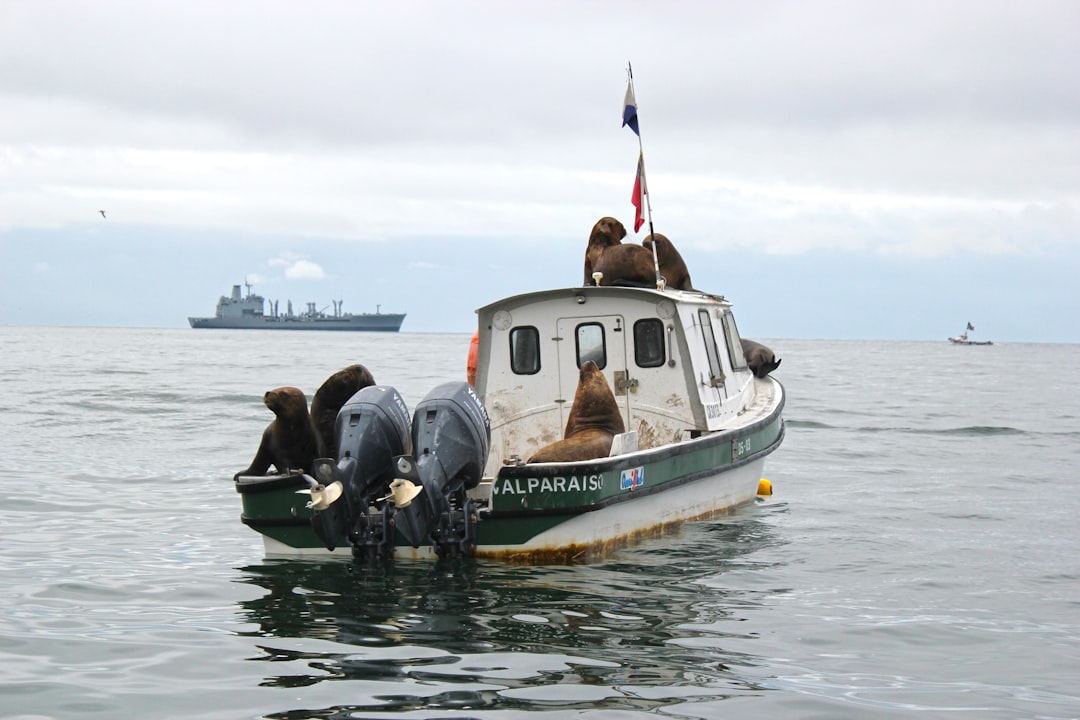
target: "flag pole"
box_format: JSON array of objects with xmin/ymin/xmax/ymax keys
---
[{"xmin": 626, "ymin": 63, "xmax": 662, "ymax": 289}]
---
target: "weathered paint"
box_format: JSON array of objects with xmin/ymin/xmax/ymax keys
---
[{"xmin": 472, "ymin": 500, "xmax": 749, "ymax": 563}]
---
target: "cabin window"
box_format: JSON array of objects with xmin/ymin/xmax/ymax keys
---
[
  {"xmin": 576, "ymin": 323, "xmax": 606, "ymax": 369},
  {"xmin": 634, "ymin": 318, "xmax": 665, "ymax": 368},
  {"xmin": 510, "ymin": 326, "xmax": 540, "ymax": 375},
  {"xmin": 697, "ymin": 309, "xmax": 725, "ymax": 387},
  {"xmin": 721, "ymin": 311, "xmax": 748, "ymax": 370}
]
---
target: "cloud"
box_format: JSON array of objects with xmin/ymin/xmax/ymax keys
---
[
  {"xmin": 1, "ymin": 1, "xmax": 1078, "ymax": 340},
  {"xmin": 283, "ymin": 259, "xmax": 325, "ymax": 280},
  {"xmin": 266, "ymin": 252, "xmax": 325, "ymax": 279}
]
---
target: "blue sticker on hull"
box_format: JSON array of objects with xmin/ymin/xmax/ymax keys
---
[{"xmin": 620, "ymin": 467, "xmax": 644, "ymax": 491}]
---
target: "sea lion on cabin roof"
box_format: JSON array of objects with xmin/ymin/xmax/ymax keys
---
[
  {"xmin": 309, "ymin": 363, "xmax": 376, "ymax": 457},
  {"xmin": 642, "ymin": 232, "xmax": 693, "ymax": 291},
  {"xmin": 591, "ymin": 243, "xmax": 657, "ymax": 287},
  {"xmin": 583, "ymin": 216, "xmax": 627, "ymax": 285},
  {"xmin": 589, "ymin": 227, "xmax": 694, "ymax": 290},
  {"xmin": 234, "ymin": 386, "xmax": 321, "ymax": 480},
  {"xmin": 741, "ymin": 338, "xmax": 782, "ymax": 378},
  {"xmin": 528, "ymin": 361, "xmax": 626, "ymax": 463}
]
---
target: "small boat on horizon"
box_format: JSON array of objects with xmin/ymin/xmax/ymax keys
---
[
  {"xmin": 948, "ymin": 322, "xmax": 993, "ymax": 346},
  {"xmin": 188, "ymin": 281, "xmax": 405, "ymax": 332}
]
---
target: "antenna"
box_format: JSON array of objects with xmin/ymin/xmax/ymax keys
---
[{"xmin": 624, "ymin": 63, "xmax": 661, "ymax": 289}]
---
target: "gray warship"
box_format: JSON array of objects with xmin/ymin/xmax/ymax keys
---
[{"xmin": 188, "ymin": 282, "xmax": 405, "ymax": 332}]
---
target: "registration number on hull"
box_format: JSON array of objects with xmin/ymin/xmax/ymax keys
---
[{"xmin": 732, "ymin": 436, "xmax": 753, "ymax": 460}]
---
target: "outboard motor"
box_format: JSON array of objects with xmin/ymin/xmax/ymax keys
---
[
  {"xmin": 393, "ymin": 381, "xmax": 490, "ymax": 557},
  {"xmin": 308, "ymin": 386, "xmax": 411, "ymax": 556}
]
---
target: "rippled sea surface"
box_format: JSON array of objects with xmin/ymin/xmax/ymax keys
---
[{"xmin": 1, "ymin": 327, "xmax": 1077, "ymax": 719}]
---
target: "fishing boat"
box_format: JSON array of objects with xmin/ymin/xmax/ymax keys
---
[
  {"xmin": 235, "ymin": 281, "xmax": 785, "ymax": 560},
  {"xmin": 189, "ymin": 281, "xmax": 405, "ymax": 332},
  {"xmin": 232, "ymin": 66, "xmax": 784, "ymax": 561},
  {"xmin": 948, "ymin": 322, "xmax": 993, "ymax": 345}
]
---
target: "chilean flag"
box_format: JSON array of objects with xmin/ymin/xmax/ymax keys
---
[
  {"xmin": 631, "ymin": 153, "xmax": 647, "ymax": 232},
  {"xmin": 622, "ymin": 82, "xmax": 639, "ymax": 136}
]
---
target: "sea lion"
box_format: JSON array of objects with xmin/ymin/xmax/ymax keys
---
[
  {"xmin": 591, "ymin": 243, "xmax": 657, "ymax": 287},
  {"xmin": 528, "ymin": 360, "xmax": 625, "ymax": 463},
  {"xmin": 642, "ymin": 233, "xmax": 693, "ymax": 291},
  {"xmin": 583, "ymin": 216, "xmax": 627, "ymax": 285},
  {"xmin": 309, "ymin": 363, "xmax": 376, "ymax": 457},
  {"xmin": 234, "ymin": 386, "xmax": 321, "ymax": 480},
  {"xmin": 741, "ymin": 338, "xmax": 782, "ymax": 378}
]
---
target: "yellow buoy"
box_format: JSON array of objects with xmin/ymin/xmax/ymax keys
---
[{"xmin": 757, "ymin": 478, "xmax": 773, "ymax": 496}]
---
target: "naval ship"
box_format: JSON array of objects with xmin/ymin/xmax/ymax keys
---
[{"xmin": 189, "ymin": 282, "xmax": 405, "ymax": 332}]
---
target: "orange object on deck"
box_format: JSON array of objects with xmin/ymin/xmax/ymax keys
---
[{"xmin": 466, "ymin": 330, "xmax": 479, "ymax": 386}]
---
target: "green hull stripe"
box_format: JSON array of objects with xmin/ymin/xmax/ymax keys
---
[{"xmin": 490, "ymin": 419, "xmax": 784, "ymax": 519}]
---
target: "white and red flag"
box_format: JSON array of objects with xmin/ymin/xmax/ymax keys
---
[{"xmin": 631, "ymin": 152, "xmax": 647, "ymax": 233}]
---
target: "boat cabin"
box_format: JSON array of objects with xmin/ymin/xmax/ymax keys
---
[{"xmin": 473, "ymin": 286, "xmax": 759, "ymax": 478}]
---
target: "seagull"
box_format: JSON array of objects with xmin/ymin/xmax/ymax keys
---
[{"xmin": 99, "ymin": 210, "xmax": 107, "ymax": 219}]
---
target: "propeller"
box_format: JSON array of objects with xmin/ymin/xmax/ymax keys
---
[
  {"xmin": 295, "ymin": 473, "xmax": 344, "ymax": 511},
  {"xmin": 378, "ymin": 477, "xmax": 424, "ymax": 508}
]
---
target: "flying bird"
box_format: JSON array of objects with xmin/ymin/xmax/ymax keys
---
[{"xmin": 99, "ymin": 210, "xmax": 106, "ymax": 219}]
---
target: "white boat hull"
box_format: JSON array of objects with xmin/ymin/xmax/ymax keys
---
[
  {"xmin": 477, "ymin": 457, "xmax": 766, "ymax": 558},
  {"xmin": 256, "ymin": 456, "xmax": 767, "ymax": 560}
]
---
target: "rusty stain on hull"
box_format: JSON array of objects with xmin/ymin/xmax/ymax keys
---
[{"xmin": 471, "ymin": 499, "xmax": 753, "ymax": 564}]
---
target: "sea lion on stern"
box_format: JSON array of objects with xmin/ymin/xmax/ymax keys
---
[
  {"xmin": 642, "ymin": 232, "xmax": 693, "ymax": 290},
  {"xmin": 583, "ymin": 216, "xmax": 627, "ymax": 285},
  {"xmin": 741, "ymin": 338, "xmax": 782, "ymax": 378},
  {"xmin": 234, "ymin": 386, "xmax": 321, "ymax": 480},
  {"xmin": 309, "ymin": 363, "xmax": 376, "ymax": 457},
  {"xmin": 528, "ymin": 361, "xmax": 625, "ymax": 463}
]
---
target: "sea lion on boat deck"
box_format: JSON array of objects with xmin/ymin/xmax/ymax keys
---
[
  {"xmin": 309, "ymin": 363, "xmax": 376, "ymax": 457},
  {"xmin": 642, "ymin": 233, "xmax": 693, "ymax": 291},
  {"xmin": 741, "ymin": 338, "xmax": 782, "ymax": 378},
  {"xmin": 528, "ymin": 361, "xmax": 626, "ymax": 463},
  {"xmin": 233, "ymin": 386, "xmax": 321, "ymax": 480},
  {"xmin": 583, "ymin": 216, "xmax": 627, "ymax": 285},
  {"xmin": 591, "ymin": 243, "xmax": 657, "ymax": 287}
]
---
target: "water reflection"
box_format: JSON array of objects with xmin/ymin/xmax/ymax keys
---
[{"xmin": 235, "ymin": 507, "xmax": 788, "ymax": 718}]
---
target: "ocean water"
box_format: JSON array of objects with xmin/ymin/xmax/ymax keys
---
[{"xmin": 1, "ymin": 326, "xmax": 1077, "ymax": 720}]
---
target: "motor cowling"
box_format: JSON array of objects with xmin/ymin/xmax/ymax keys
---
[
  {"xmin": 393, "ymin": 381, "xmax": 490, "ymax": 551},
  {"xmin": 334, "ymin": 385, "xmax": 412, "ymax": 503},
  {"xmin": 308, "ymin": 385, "xmax": 411, "ymax": 551}
]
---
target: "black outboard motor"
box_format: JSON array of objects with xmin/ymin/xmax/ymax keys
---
[
  {"xmin": 393, "ymin": 381, "xmax": 490, "ymax": 557},
  {"xmin": 308, "ymin": 385, "xmax": 411, "ymax": 556}
]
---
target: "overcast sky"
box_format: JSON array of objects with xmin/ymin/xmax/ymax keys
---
[{"xmin": 1, "ymin": 0, "xmax": 1077, "ymax": 341}]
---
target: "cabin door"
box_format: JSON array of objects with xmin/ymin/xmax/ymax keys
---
[{"xmin": 554, "ymin": 315, "xmax": 630, "ymax": 430}]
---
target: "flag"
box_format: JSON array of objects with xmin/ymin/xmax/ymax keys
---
[
  {"xmin": 631, "ymin": 153, "xmax": 647, "ymax": 232},
  {"xmin": 622, "ymin": 81, "xmax": 639, "ymax": 135},
  {"xmin": 967, "ymin": 322, "xmax": 975, "ymax": 331}
]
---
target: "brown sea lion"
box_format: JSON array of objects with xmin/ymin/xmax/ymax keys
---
[
  {"xmin": 583, "ymin": 216, "xmax": 626, "ymax": 285},
  {"xmin": 528, "ymin": 360, "xmax": 626, "ymax": 463},
  {"xmin": 234, "ymin": 386, "xmax": 321, "ymax": 480},
  {"xmin": 591, "ymin": 243, "xmax": 656, "ymax": 287},
  {"xmin": 309, "ymin": 363, "xmax": 376, "ymax": 457},
  {"xmin": 741, "ymin": 338, "xmax": 782, "ymax": 378},
  {"xmin": 642, "ymin": 233, "xmax": 693, "ymax": 291}
]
